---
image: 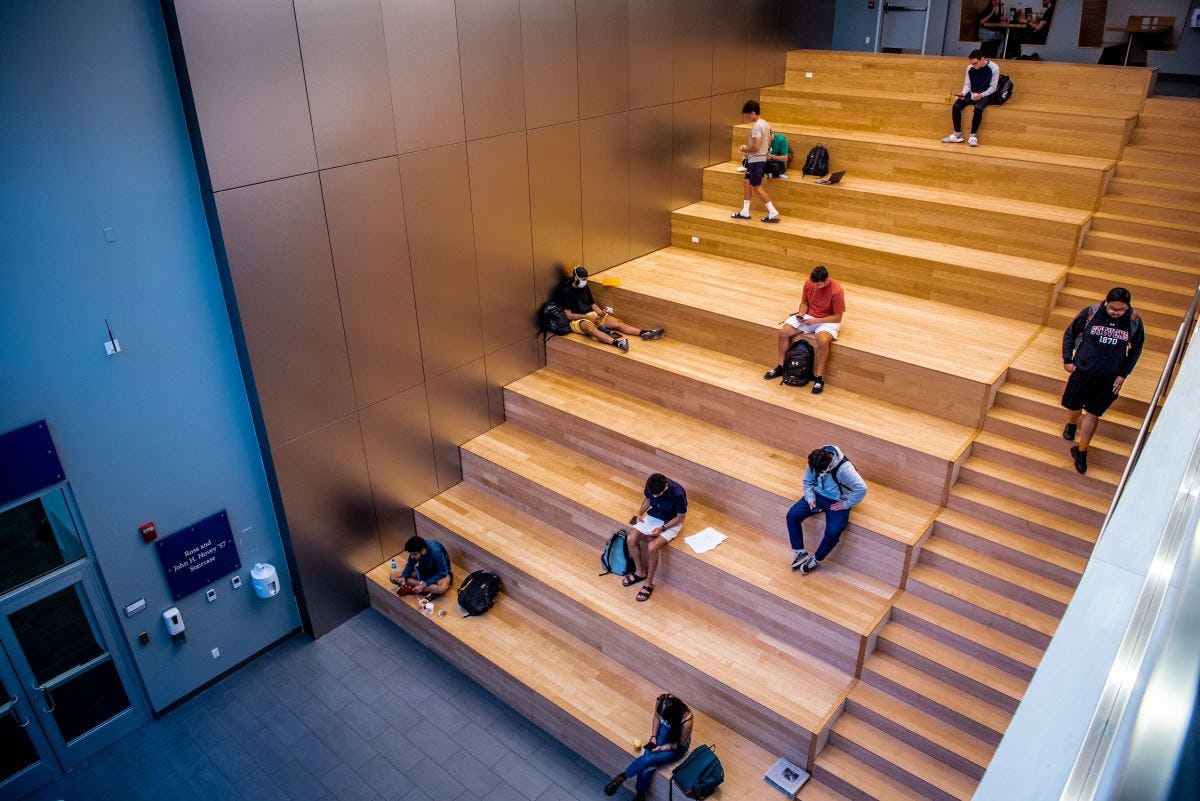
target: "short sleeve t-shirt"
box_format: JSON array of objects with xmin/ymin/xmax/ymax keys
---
[
  {"xmin": 746, "ymin": 119, "xmax": 771, "ymax": 163},
  {"xmin": 645, "ymin": 478, "xmax": 688, "ymax": 523},
  {"xmin": 803, "ymin": 279, "xmax": 846, "ymax": 319},
  {"xmin": 557, "ymin": 281, "xmax": 596, "ymax": 315}
]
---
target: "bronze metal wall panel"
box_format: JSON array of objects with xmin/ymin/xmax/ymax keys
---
[
  {"xmin": 577, "ymin": 0, "xmax": 629, "ymax": 119},
  {"xmin": 294, "ymin": 0, "xmax": 396, "ymax": 170},
  {"xmin": 171, "ymin": 0, "xmax": 316, "ymax": 190},
  {"xmin": 580, "ymin": 113, "xmax": 631, "ymax": 271},
  {"xmin": 426, "ymin": 358, "xmax": 490, "ymax": 490},
  {"xmin": 671, "ymin": 96, "xmax": 712, "ymax": 210},
  {"xmin": 214, "ymin": 174, "xmax": 356, "ymax": 445},
  {"xmin": 746, "ymin": 0, "xmax": 782, "ymax": 87},
  {"xmin": 485, "ymin": 335, "xmax": 542, "ymax": 426},
  {"xmin": 359, "ymin": 384, "xmax": 438, "ymax": 558},
  {"xmin": 381, "ymin": 0, "xmax": 465, "ymax": 154},
  {"xmin": 399, "ymin": 145, "xmax": 484, "ymax": 379},
  {"xmin": 629, "ymin": 103, "xmax": 674, "ymax": 257},
  {"xmin": 710, "ymin": 89, "xmax": 752, "ymax": 167},
  {"xmin": 272, "ymin": 414, "xmax": 379, "ymax": 637},
  {"xmin": 713, "ymin": 0, "xmax": 750, "ymax": 94},
  {"xmin": 520, "ymin": 0, "xmax": 579, "ymax": 129},
  {"xmin": 467, "ymin": 133, "xmax": 537, "ymax": 353},
  {"xmin": 628, "ymin": 0, "xmax": 674, "ymax": 109},
  {"xmin": 320, "ymin": 157, "xmax": 424, "ymax": 408},
  {"xmin": 672, "ymin": 0, "xmax": 715, "ymax": 102},
  {"xmin": 527, "ymin": 121, "xmax": 583, "ymax": 304},
  {"xmin": 456, "ymin": 0, "xmax": 527, "ymax": 141}
]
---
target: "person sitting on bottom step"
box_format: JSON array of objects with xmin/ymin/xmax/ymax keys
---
[
  {"xmin": 787, "ymin": 446, "xmax": 868, "ymax": 574},
  {"xmin": 605, "ymin": 693, "xmax": 694, "ymax": 801},
  {"xmin": 389, "ymin": 535, "xmax": 452, "ymax": 597},
  {"xmin": 941, "ymin": 49, "xmax": 1000, "ymax": 148},
  {"xmin": 623, "ymin": 473, "xmax": 687, "ymax": 602},
  {"xmin": 764, "ymin": 265, "xmax": 844, "ymax": 394},
  {"xmin": 556, "ymin": 265, "xmax": 664, "ymax": 353}
]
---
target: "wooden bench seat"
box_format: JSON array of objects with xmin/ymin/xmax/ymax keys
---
[
  {"xmin": 728, "ymin": 122, "xmax": 1114, "ymax": 209},
  {"xmin": 364, "ymin": 562, "xmax": 808, "ymax": 800},
  {"xmin": 410, "ymin": 484, "xmax": 852, "ymax": 767},
  {"xmin": 503, "ymin": 369, "xmax": 938, "ymax": 586},
  {"xmin": 703, "ymin": 161, "xmax": 1087, "ymax": 262},
  {"xmin": 673, "ymin": 201, "xmax": 1066, "ymax": 322},
  {"xmin": 460, "ymin": 424, "xmax": 895, "ymax": 672}
]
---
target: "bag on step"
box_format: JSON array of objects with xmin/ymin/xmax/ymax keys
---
[
  {"xmin": 993, "ymin": 73, "xmax": 1015, "ymax": 105},
  {"xmin": 538, "ymin": 301, "xmax": 572, "ymax": 336},
  {"xmin": 457, "ymin": 570, "xmax": 501, "ymax": 616},
  {"xmin": 781, "ymin": 339, "xmax": 815, "ymax": 387},
  {"xmin": 802, "ymin": 143, "xmax": 829, "ymax": 177},
  {"xmin": 669, "ymin": 744, "xmax": 725, "ymax": 800},
  {"xmin": 599, "ymin": 529, "xmax": 634, "ymax": 577}
]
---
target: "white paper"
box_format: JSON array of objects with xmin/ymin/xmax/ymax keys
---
[
  {"xmin": 684, "ymin": 526, "xmax": 727, "ymax": 554},
  {"xmin": 634, "ymin": 516, "xmax": 665, "ymax": 535}
]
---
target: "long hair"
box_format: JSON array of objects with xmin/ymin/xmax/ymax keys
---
[{"xmin": 656, "ymin": 693, "xmax": 688, "ymax": 740}]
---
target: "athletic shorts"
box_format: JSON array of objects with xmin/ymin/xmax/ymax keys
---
[
  {"xmin": 745, "ymin": 160, "xmax": 767, "ymax": 186},
  {"xmin": 784, "ymin": 314, "xmax": 840, "ymax": 340},
  {"xmin": 1061, "ymin": 370, "xmax": 1120, "ymax": 417},
  {"xmin": 569, "ymin": 311, "xmax": 609, "ymax": 335}
]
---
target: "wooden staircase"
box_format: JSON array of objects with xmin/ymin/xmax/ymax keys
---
[{"xmin": 366, "ymin": 51, "xmax": 1194, "ymax": 800}]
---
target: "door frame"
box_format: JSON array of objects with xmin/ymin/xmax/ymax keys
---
[
  {"xmin": 0, "ymin": 645, "xmax": 59, "ymax": 800},
  {"xmin": 875, "ymin": 1, "xmax": 933, "ymax": 54}
]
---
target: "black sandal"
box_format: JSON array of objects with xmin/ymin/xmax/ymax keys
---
[
  {"xmin": 622, "ymin": 573, "xmax": 646, "ymax": 587},
  {"xmin": 636, "ymin": 585, "xmax": 654, "ymax": 602}
]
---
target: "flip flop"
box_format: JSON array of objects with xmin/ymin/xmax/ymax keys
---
[
  {"xmin": 636, "ymin": 585, "xmax": 654, "ymax": 602},
  {"xmin": 622, "ymin": 573, "xmax": 647, "ymax": 587}
]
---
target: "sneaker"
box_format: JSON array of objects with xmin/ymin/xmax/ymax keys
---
[
  {"xmin": 762, "ymin": 215, "xmax": 781, "ymax": 223},
  {"xmin": 763, "ymin": 365, "xmax": 784, "ymax": 380},
  {"xmin": 942, "ymin": 133, "xmax": 965, "ymax": 143},
  {"xmin": 968, "ymin": 134, "xmax": 979, "ymax": 147},
  {"xmin": 790, "ymin": 549, "xmax": 811, "ymax": 570},
  {"xmin": 612, "ymin": 338, "xmax": 629, "ymax": 352},
  {"xmin": 735, "ymin": 165, "xmax": 747, "ymax": 173},
  {"xmin": 639, "ymin": 328, "xmax": 665, "ymax": 341},
  {"xmin": 731, "ymin": 211, "xmax": 751, "ymax": 219},
  {"xmin": 811, "ymin": 376, "xmax": 825, "ymax": 395},
  {"xmin": 777, "ymin": 173, "xmax": 789, "ymax": 180},
  {"xmin": 1063, "ymin": 423, "xmax": 1077, "ymax": 441},
  {"xmin": 799, "ymin": 556, "xmax": 819, "ymax": 575},
  {"xmin": 1071, "ymin": 445, "xmax": 1088, "ymax": 474}
]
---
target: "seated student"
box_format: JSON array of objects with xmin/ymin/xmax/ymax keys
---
[
  {"xmin": 787, "ymin": 446, "xmax": 868, "ymax": 575},
  {"xmin": 763, "ymin": 265, "xmax": 844, "ymax": 395},
  {"xmin": 623, "ymin": 473, "xmax": 687, "ymax": 603},
  {"xmin": 976, "ymin": 0, "xmax": 1007, "ymax": 58},
  {"xmin": 941, "ymin": 49, "xmax": 999, "ymax": 148},
  {"xmin": 1016, "ymin": 0, "xmax": 1055, "ymax": 59},
  {"xmin": 764, "ymin": 132, "xmax": 792, "ymax": 180},
  {"xmin": 604, "ymin": 693, "xmax": 694, "ymax": 801},
  {"xmin": 556, "ymin": 265, "xmax": 664, "ymax": 353},
  {"xmin": 389, "ymin": 535, "xmax": 452, "ymax": 597}
]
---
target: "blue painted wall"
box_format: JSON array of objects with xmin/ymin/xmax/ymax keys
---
[{"xmin": 0, "ymin": 2, "xmax": 300, "ymax": 710}]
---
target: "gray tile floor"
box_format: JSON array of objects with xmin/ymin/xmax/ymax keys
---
[{"xmin": 19, "ymin": 608, "xmax": 633, "ymax": 801}]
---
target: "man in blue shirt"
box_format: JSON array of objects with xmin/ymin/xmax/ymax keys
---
[
  {"xmin": 623, "ymin": 473, "xmax": 687, "ymax": 602},
  {"xmin": 390, "ymin": 535, "xmax": 453, "ymax": 597}
]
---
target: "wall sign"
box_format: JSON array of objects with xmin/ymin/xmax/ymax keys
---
[{"xmin": 155, "ymin": 511, "xmax": 241, "ymax": 601}]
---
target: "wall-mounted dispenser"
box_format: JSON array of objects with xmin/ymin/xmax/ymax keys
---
[
  {"xmin": 162, "ymin": 607, "xmax": 185, "ymax": 644},
  {"xmin": 250, "ymin": 563, "xmax": 279, "ymax": 598}
]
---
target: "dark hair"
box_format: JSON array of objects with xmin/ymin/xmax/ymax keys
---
[
  {"xmin": 742, "ymin": 99, "xmax": 760, "ymax": 115},
  {"xmin": 404, "ymin": 535, "xmax": 427, "ymax": 553},
  {"xmin": 1106, "ymin": 287, "xmax": 1131, "ymax": 304},
  {"xmin": 808, "ymin": 448, "xmax": 834, "ymax": 473},
  {"xmin": 810, "ymin": 265, "xmax": 829, "ymax": 283},
  {"xmin": 573, "ymin": 264, "xmax": 588, "ymax": 279},
  {"xmin": 646, "ymin": 473, "xmax": 669, "ymax": 497},
  {"xmin": 656, "ymin": 693, "xmax": 688, "ymax": 739},
  {"xmin": 969, "ymin": 49, "xmax": 984, "ymax": 60}
]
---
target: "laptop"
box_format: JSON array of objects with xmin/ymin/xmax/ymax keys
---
[{"xmin": 816, "ymin": 170, "xmax": 845, "ymax": 185}]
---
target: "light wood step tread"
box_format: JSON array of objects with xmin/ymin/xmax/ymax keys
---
[
  {"xmin": 987, "ymin": 406, "xmax": 1133, "ymax": 458},
  {"xmin": 1098, "ymin": 194, "xmax": 1200, "ymax": 216},
  {"xmin": 959, "ymin": 456, "xmax": 1110, "ymax": 515},
  {"xmin": 832, "ymin": 714, "xmax": 977, "ymax": 800},
  {"xmin": 906, "ymin": 564, "xmax": 1060, "ymax": 638},
  {"xmin": 891, "ymin": 591, "xmax": 1044, "ymax": 670},
  {"xmin": 948, "ymin": 483, "xmax": 1099, "ymax": 546},
  {"xmin": 997, "ymin": 381, "xmax": 1142, "ymax": 430},
  {"xmin": 877, "ymin": 623, "xmax": 1028, "ymax": 703},
  {"xmin": 815, "ymin": 745, "xmax": 931, "ymax": 801},
  {"xmin": 417, "ymin": 484, "xmax": 851, "ymax": 734},
  {"xmin": 847, "ymin": 682, "xmax": 995, "ymax": 770},
  {"xmin": 1112, "ymin": 176, "xmax": 1200, "ymax": 192},
  {"xmin": 972, "ymin": 429, "xmax": 1123, "ymax": 487},
  {"xmin": 861, "ymin": 651, "xmax": 1012, "ymax": 736},
  {"xmin": 464, "ymin": 424, "xmax": 895, "ymax": 637},
  {"xmin": 1068, "ymin": 266, "xmax": 1198, "ymax": 300},
  {"xmin": 1077, "ymin": 248, "xmax": 1200, "ymax": 276},
  {"xmin": 935, "ymin": 506, "xmax": 1089, "ymax": 575},
  {"xmin": 1086, "ymin": 229, "xmax": 1200, "ymax": 251},
  {"xmin": 1058, "ymin": 287, "xmax": 1193, "ymax": 320},
  {"xmin": 919, "ymin": 536, "xmax": 1076, "ymax": 607}
]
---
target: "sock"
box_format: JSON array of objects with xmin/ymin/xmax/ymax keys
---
[
  {"xmin": 740, "ymin": 200, "xmax": 751, "ymax": 215},
  {"xmin": 1078, "ymin": 440, "xmax": 1090, "ymax": 452},
  {"xmin": 766, "ymin": 202, "xmax": 779, "ymax": 218}
]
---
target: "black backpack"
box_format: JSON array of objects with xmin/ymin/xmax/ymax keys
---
[
  {"xmin": 538, "ymin": 301, "xmax": 571, "ymax": 336},
  {"xmin": 993, "ymin": 74, "xmax": 1014, "ymax": 105},
  {"xmin": 802, "ymin": 144, "xmax": 829, "ymax": 177},
  {"xmin": 457, "ymin": 570, "xmax": 501, "ymax": 616},
  {"xmin": 781, "ymin": 339, "xmax": 814, "ymax": 386}
]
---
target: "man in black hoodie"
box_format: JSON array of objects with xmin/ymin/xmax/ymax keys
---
[{"xmin": 1061, "ymin": 287, "xmax": 1144, "ymax": 474}]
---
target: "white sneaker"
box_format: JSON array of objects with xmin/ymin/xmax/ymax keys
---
[
  {"xmin": 941, "ymin": 133, "xmax": 964, "ymax": 143},
  {"xmin": 735, "ymin": 165, "xmax": 747, "ymax": 172},
  {"xmin": 790, "ymin": 549, "xmax": 810, "ymax": 570},
  {"xmin": 777, "ymin": 173, "xmax": 789, "ymax": 180},
  {"xmin": 968, "ymin": 134, "xmax": 979, "ymax": 147}
]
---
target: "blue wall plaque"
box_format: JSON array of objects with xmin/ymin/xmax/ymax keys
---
[{"xmin": 155, "ymin": 511, "xmax": 241, "ymax": 600}]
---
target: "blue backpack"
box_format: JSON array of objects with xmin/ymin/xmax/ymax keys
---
[
  {"xmin": 670, "ymin": 744, "xmax": 724, "ymax": 799},
  {"xmin": 599, "ymin": 530, "xmax": 633, "ymax": 576}
]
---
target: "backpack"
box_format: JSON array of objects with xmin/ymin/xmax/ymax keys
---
[
  {"xmin": 1072, "ymin": 302, "xmax": 1142, "ymax": 354},
  {"xmin": 993, "ymin": 74, "xmax": 1014, "ymax": 105},
  {"xmin": 802, "ymin": 144, "xmax": 829, "ymax": 177},
  {"xmin": 669, "ymin": 744, "xmax": 724, "ymax": 800},
  {"xmin": 781, "ymin": 339, "xmax": 814, "ymax": 387},
  {"xmin": 457, "ymin": 570, "xmax": 501, "ymax": 616},
  {"xmin": 828, "ymin": 454, "xmax": 853, "ymax": 493},
  {"xmin": 599, "ymin": 529, "xmax": 634, "ymax": 577},
  {"xmin": 538, "ymin": 301, "xmax": 571, "ymax": 336}
]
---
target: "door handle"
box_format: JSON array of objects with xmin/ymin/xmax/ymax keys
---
[
  {"xmin": 32, "ymin": 685, "xmax": 55, "ymax": 714},
  {"xmin": 4, "ymin": 695, "xmax": 29, "ymax": 727}
]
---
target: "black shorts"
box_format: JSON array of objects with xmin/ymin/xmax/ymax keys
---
[
  {"xmin": 745, "ymin": 160, "xmax": 766, "ymax": 186},
  {"xmin": 1061, "ymin": 370, "xmax": 1119, "ymax": 417}
]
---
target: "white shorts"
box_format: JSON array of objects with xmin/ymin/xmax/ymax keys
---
[{"xmin": 784, "ymin": 314, "xmax": 840, "ymax": 340}]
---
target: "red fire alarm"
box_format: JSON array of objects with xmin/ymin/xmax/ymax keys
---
[{"xmin": 139, "ymin": 522, "xmax": 158, "ymax": 543}]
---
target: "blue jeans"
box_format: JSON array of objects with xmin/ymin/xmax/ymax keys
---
[
  {"xmin": 625, "ymin": 746, "xmax": 686, "ymax": 794},
  {"xmin": 786, "ymin": 494, "xmax": 850, "ymax": 562}
]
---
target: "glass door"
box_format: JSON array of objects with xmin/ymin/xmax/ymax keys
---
[{"xmin": 0, "ymin": 648, "xmax": 57, "ymax": 800}]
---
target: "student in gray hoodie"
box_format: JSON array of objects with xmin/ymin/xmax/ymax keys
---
[{"xmin": 786, "ymin": 445, "xmax": 868, "ymax": 574}]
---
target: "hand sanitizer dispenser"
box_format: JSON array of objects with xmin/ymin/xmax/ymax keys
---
[
  {"xmin": 162, "ymin": 607, "xmax": 186, "ymax": 644},
  {"xmin": 251, "ymin": 563, "xmax": 280, "ymax": 598}
]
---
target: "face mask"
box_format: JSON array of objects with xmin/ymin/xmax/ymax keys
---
[{"xmin": 573, "ymin": 278, "xmax": 587, "ymax": 288}]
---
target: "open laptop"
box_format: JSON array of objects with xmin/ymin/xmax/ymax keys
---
[{"xmin": 816, "ymin": 170, "xmax": 845, "ymax": 185}]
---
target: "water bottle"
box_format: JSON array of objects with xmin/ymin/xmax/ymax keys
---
[{"xmin": 390, "ymin": 556, "xmax": 398, "ymax": 570}]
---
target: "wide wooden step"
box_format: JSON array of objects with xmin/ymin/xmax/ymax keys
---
[
  {"xmin": 1115, "ymin": 158, "xmax": 1200, "ymax": 186},
  {"xmin": 982, "ymin": 405, "xmax": 1132, "ymax": 472},
  {"xmin": 829, "ymin": 714, "xmax": 976, "ymax": 801},
  {"xmin": 547, "ymin": 334, "xmax": 972, "ymax": 504},
  {"xmin": 590, "ymin": 247, "xmax": 1038, "ymax": 427},
  {"xmin": 1129, "ymin": 127, "xmax": 1200, "ymax": 152},
  {"xmin": 504, "ymin": 369, "xmax": 938, "ymax": 586},
  {"xmin": 956, "ymin": 456, "xmax": 1108, "ymax": 527},
  {"xmin": 1081, "ymin": 229, "xmax": 1200, "ymax": 268},
  {"xmin": 969, "ymin": 428, "xmax": 1120, "ymax": 498},
  {"xmin": 674, "ymin": 200, "xmax": 1065, "ymax": 321},
  {"xmin": 1098, "ymin": 194, "xmax": 1200, "ymax": 227},
  {"xmin": 1074, "ymin": 247, "xmax": 1200, "ymax": 288},
  {"xmin": 813, "ymin": 744, "xmax": 930, "ymax": 801},
  {"xmin": 904, "ymin": 563, "xmax": 1059, "ymax": 647},
  {"xmin": 1141, "ymin": 96, "xmax": 1200, "ymax": 119},
  {"xmin": 1108, "ymin": 176, "xmax": 1200, "ymax": 204},
  {"xmin": 933, "ymin": 505, "xmax": 1087, "ymax": 586},
  {"xmin": 859, "ymin": 651, "xmax": 1011, "ymax": 746},
  {"xmin": 703, "ymin": 161, "xmax": 1086, "ymax": 262},
  {"xmin": 995, "ymin": 376, "xmax": 1145, "ymax": 436},
  {"xmin": 946, "ymin": 482, "xmax": 1098, "ymax": 557},
  {"xmin": 364, "ymin": 562, "xmax": 787, "ymax": 801},
  {"xmin": 1066, "ymin": 264, "xmax": 1199, "ymax": 307},
  {"xmin": 414, "ymin": 484, "xmax": 849, "ymax": 766},
  {"xmin": 917, "ymin": 534, "xmax": 1075, "ymax": 617},
  {"xmin": 460, "ymin": 424, "xmax": 894, "ymax": 672}
]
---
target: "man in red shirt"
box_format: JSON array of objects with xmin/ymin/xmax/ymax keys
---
[{"xmin": 763, "ymin": 265, "xmax": 845, "ymax": 394}]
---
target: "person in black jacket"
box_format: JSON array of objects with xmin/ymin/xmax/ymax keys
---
[
  {"xmin": 1061, "ymin": 287, "xmax": 1144, "ymax": 474},
  {"xmin": 556, "ymin": 265, "xmax": 664, "ymax": 353}
]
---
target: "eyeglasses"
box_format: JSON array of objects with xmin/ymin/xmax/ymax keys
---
[{"xmin": 1105, "ymin": 303, "xmax": 1129, "ymax": 314}]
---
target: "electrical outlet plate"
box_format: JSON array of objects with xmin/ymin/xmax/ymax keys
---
[
  {"xmin": 690, "ymin": 236, "xmax": 700, "ymax": 243},
  {"xmin": 231, "ymin": 575, "xmax": 242, "ymax": 589},
  {"xmin": 206, "ymin": 588, "xmax": 217, "ymax": 602},
  {"xmin": 211, "ymin": 647, "xmax": 220, "ymax": 659}
]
